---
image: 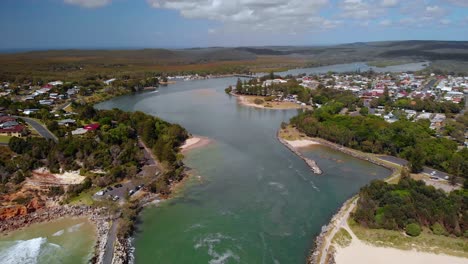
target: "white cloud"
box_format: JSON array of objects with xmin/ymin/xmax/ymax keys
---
[
  {"xmin": 439, "ymin": 19, "xmax": 451, "ymax": 25},
  {"xmin": 339, "ymin": 0, "xmax": 384, "ymax": 19},
  {"xmin": 379, "ymin": 19, "xmax": 392, "ymax": 26},
  {"xmin": 381, "ymin": 0, "xmax": 399, "ymax": 7},
  {"xmin": 443, "ymin": 0, "xmax": 468, "ymax": 7},
  {"xmin": 64, "ymin": 0, "xmax": 111, "ymax": 8},
  {"xmin": 147, "ymin": 0, "xmax": 336, "ymax": 32},
  {"xmin": 425, "ymin": 5, "xmax": 446, "ymax": 17}
]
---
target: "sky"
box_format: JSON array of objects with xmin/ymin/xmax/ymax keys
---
[{"xmin": 0, "ymin": 0, "xmax": 467, "ymax": 50}]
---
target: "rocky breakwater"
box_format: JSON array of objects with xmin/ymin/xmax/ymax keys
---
[{"xmin": 277, "ymin": 134, "xmax": 323, "ymax": 175}]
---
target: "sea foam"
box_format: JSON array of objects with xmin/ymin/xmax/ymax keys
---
[{"xmin": 0, "ymin": 237, "xmax": 46, "ymax": 264}]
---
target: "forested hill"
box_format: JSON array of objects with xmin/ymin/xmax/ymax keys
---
[{"xmin": 2, "ymin": 40, "xmax": 468, "ymax": 80}]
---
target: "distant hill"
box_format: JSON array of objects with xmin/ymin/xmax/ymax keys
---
[{"xmin": 1, "ymin": 40, "xmax": 468, "ymax": 80}]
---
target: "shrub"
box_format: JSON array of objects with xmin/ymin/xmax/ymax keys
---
[
  {"xmin": 254, "ymin": 98, "xmax": 264, "ymax": 105},
  {"xmin": 406, "ymin": 223, "xmax": 421, "ymax": 237},
  {"xmin": 431, "ymin": 223, "xmax": 446, "ymax": 236}
]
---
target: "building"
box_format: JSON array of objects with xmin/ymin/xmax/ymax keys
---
[
  {"xmin": 0, "ymin": 125, "xmax": 25, "ymax": 137},
  {"xmin": 84, "ymin": 123, "xmax": 100, "ymax": 131}
]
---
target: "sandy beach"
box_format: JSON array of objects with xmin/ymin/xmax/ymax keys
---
[
  {"xmin": 236, "ymin": 95, "xmax": 308, "ymax": 110},
  {"xmin": 180, "ymin": 136, "xmax": 212, "ymax": 153},
  {"xmin": 335, "ymin": 238, "xmax": 468, "ymax": 264},
  {"xmin": 285, "ymin": 139, "xmax": 320, "ymax": 148}
]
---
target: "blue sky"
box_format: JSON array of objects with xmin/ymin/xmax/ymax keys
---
[{"xmin": 0, "ymin": 0, "xmax": 467, "ymax": 49}]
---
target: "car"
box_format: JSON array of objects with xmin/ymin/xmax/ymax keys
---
[
  {"xmin": 114, "ymin": 183, "xmax": 123, "ymax": 188},
  {"xmin": 444, "ymin": 176, "xmax": 449, "ymax": 180},
  {"xmin": 113, "ymin": 196, "xmax": 119, "ymax": 201},
  {"xmin": 107, "ymin": 186, "xmax": 113, "ymax": 191},
  {"xmin": 128, "ymin": 190, "xmax": 135, "ymax": 196},
  {"xmin": 96, "ymin": 191, "xmax": 105, "ymax": 196}
]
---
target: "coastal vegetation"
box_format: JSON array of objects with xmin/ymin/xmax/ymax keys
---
[
  {"xmin": 353, "ymin": 176, "xmax": 467, "ymax": 237},
  {"xmin": 290, "ymin": 98, "xmax": 467, "ymax": 178},
  {"xmin": 1, "ymin": 105, "xmax": 188, "ymax": 202}
]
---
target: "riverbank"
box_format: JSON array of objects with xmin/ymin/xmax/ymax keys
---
[
  {"xmin": 0, "ymin": 205, "xmax": 111, "ymax": 264},
  {"xmin": 235, "ymin": 94, "xmax": 310, "ymax": 110},
  {"xmin": 277, "ymin": 126, "xmax": 405, "ymax": 264},
  {"xmin": 180, "ymin": 136, "xmax": 212, "ymax": 153},
  {"xmin": 335, "ymin": 230, "xmax": 468, "ymax": 264}
]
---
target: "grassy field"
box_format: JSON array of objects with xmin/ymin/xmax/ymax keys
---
[
  {"xmin": 332, "ymin": 228, "xmax": 352, "ymax": 247},
  {"xmin": 348, "ymin": 218, "xmax": 468, "ymax": 258},
  {"xmin": 0, "ymin": 135, "xmax": 11, "ymax": 144},
  {"xmin": 68, "ymin": 187, "xmax": 99, "ymax": 206}
]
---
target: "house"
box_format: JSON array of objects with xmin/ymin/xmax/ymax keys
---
[
  {"xmin": 48, "ymin": 81, "xmax": 63, "ymax": 86},
  {"xmin": 84, "ymin": 123, "xmax": 100, "ymax": 131},
  {"xmin": 23, "ymin": 109, "xmax": 39, "ymax": 115},
  {"xmin": 104, "ymin": 78, "xmax": 116, "ymax": 85},
  {"xmin": 0, "ymin": 125, "xmax": 25, "ymax": 137},
  {"xmin": 0, "ymin": 120, "xmax": 19, "ymax": 128},
  {"xmin": 58, "ymin": 119, "xmax": 76, "ymax": 126},
  {"xmin": 71, "ymin": 128, "xmax": 88, "ymax": 135}
]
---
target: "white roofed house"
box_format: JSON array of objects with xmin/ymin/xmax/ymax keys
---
[
  {"xmin": 48, "ymin": 81, "xmax": 63, "ymax": 86},
  {"xmin": 104, "ymin": 78, "xmax": 116, "ymax": 85}
]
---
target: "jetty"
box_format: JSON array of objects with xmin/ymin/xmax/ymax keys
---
[{"xmin": 277, "ymin": 134, "xmax": 323, "ymax": 175}]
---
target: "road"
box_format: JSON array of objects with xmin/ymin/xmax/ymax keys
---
[
  {"xmin": 379, "ymin": 155, "xmax": 451, "ymax": 181},
  {"xmin": 15, "ymin": 116, "xmax": 58, "ymax": 143},
  {"xmin": 102, "ymin": 218, "xmax": 119, "ymax": 264}
]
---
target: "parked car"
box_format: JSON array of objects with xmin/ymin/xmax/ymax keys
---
[
  {"xmin": 114, "ymin": 183, "xmax": 123, "ymax": 188},
  {"xmin": 128, "ymin": 190, "xmax": 135, "ymax": 196}
]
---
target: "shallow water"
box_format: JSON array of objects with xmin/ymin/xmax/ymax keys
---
[
  {"xmin": 0, "ymin": 217, "xmax": 96, "ymax": 264},
  {"xmin": 96, "ymin": 74, "xmax": 391, "ymax": 263}
]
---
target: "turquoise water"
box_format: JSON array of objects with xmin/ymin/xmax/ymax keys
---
[{"xmin": 96, "ymin": 76, "xmax": 391, "ymax": 264}]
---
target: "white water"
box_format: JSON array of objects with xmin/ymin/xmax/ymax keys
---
[{"xmin": 0, "ymin": 237, "xmax": 46, "ymax": 264}]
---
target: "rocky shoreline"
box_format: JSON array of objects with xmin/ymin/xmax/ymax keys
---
[
  {"xmin": 0, "ymin": 205, "xmax": 111, "ymax": 264},
  {"xmin": 307, "ymin": 197, "xmax": 356, "ymax": 264}
]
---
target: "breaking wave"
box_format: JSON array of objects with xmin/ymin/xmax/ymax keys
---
[{"xmin": 0, "ymin": 237, "xmax": 46, "ymax": 264}]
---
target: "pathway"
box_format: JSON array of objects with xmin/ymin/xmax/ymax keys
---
[{"xmin": 102, "ymin": 218, "xmax": 119, "ymax": 264}]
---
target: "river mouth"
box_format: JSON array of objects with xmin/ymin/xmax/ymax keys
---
[
  {"xmin": 96, "ymin": 73, "xmax": 391, "ymax": 263},
  {"xmin": 0, "ymin": 217, "xmax": 96, "ymax": 264}
]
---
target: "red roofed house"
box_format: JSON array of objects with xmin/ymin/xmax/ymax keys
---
[
  {"xmin": 0, "ymin": 125, "xmax": 25, "ymax": 137},
  {"xmin": 84, "ymin": 123, "xmax": 100, "ymax": 131}
]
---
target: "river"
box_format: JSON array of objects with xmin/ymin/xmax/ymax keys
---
[
  {"xmin": 96, "ymin": 74, "xmax": 391, "ymax": 263},
  {"xmin": 0, "ymin": 61, "xmax": 415, "ymax": 264}
]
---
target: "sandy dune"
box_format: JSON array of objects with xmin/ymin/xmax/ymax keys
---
[{"xmin": 335, "ymin": 236, "xmax": 468, "ymax": 264}]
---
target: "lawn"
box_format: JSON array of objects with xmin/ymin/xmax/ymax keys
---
[
  {"xmin": 0, "ymin": 135, "xmax": 11, "ymax": 144},
  {"xmin": 68, "ymin": 187, "xmax": 99, "ymax": 206}
]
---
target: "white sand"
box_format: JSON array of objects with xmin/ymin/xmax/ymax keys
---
[
  {"xmin": 180, "ymin": 136, "xmax": 211, "ymax": 152},
  {"xmin": 54, "ymin": 171, "xmax": 85, "ymax": 184},
  {"xmin": 181, "ymin": 137, "xmax": 201, "ymax": 150},
  {"xmin": 285, "ymin": 139, "xmax": 320, "ymax": 148},
  {"xmin": 335, "ymin": 239, "xmax": 468, "ymax": 264}
]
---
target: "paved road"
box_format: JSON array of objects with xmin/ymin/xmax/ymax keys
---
[
  {"xmin": 379, "ymin": 155, "xmax": 450, "ymax": 181},
  {"xmin": 102, "ymin": 218, "xmax": 119, "ymax": 264},
  {"xmin": 16, "ymin": 116, "xmax": 58, "ymax": 143}
]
